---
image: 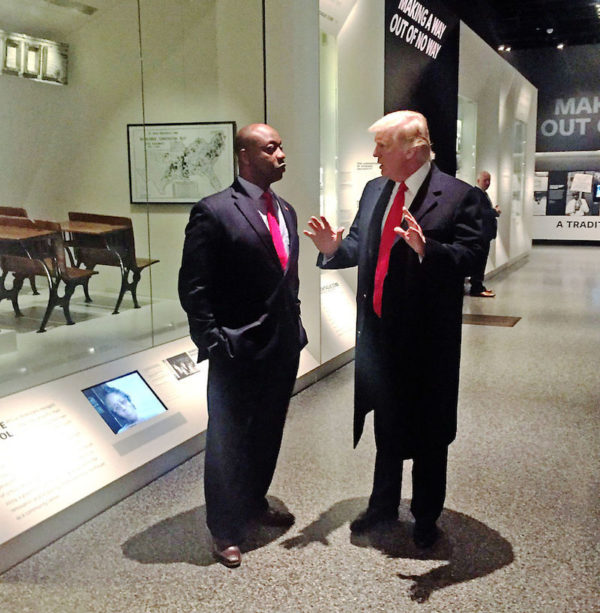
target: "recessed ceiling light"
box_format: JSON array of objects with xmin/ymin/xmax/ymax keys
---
[
  {"xmin": 557, "ymin": 43, "xmax": 565, "ymax": 49},
  {"xmin": 546, "ymin": 28, "xmax": 554, "ymax": 34},
  {"xmin": 498, "ymin": 44, "xmax": 505, "ymax": 51},
  {"xmin": 506, "ymin": 46, "xmax": 511, "ymax": 52}
]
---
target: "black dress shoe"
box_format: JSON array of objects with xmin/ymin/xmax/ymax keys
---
[
  {"xmin": 255, "ymin": 507, "xmax": 295, "ymax": 527},
  {"xmin": 212, "ymin": 539, "xmax": 242, "ymax": 568},
  {"xmin": 413, "ymin": 522, "xmax": 440, "ymax": 549},
  {"xmin": 349, "ymin": 509, "xmax": 398, "ymax": 534}
]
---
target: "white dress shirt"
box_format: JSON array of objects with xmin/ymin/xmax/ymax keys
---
[{"xmin": 237, "ymin": 176, "xmax": 290, "ymax": 255}]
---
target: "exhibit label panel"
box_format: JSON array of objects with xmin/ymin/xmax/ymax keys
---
[
  {"xmin": 0, "ymin": 337, "xmax": 319, "ymax": 572},
  {"xmin": 384, "ymin": 0, "xmax": 460, "ymax": 175},
  {"xmin": 0, "ymin": 338, "xmax": 209, "ymax": 569}
]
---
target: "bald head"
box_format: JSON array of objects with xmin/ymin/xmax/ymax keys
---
[
  {"xmin": 477, "ymin": 171, "xmax": 491, "ymax": 191},
  {"xmin": 235, "ymin": 123, "xmax": 286, "ymax": 191}
]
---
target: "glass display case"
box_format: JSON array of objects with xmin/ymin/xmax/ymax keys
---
[{"xmin": 0, "ymin": 0, "xmax": 264, "ymax": 398}]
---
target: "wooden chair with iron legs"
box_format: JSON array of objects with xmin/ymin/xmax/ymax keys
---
[
  {"xmin": 0, "ymin": 217, "xmax": 98, "ymax": 332},
  {"xmin": 0, "ymin": 206, "xmax": 40, "ymax": 295},
  {"xmin": 67, "ymin": 212, "xmax": 159, "ymax": 314}
]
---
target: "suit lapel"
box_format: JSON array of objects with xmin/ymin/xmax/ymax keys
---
[
  {"xmin": 231, "ymin": 182, "xmax": 282, "ymax": 267},
  {"xmin": 408, "ymin": 166, "xmax": 439, "ymax": 223},
  {"xmin": 365, "ymin": 178, "xmax": 394, "ymax": 271}
]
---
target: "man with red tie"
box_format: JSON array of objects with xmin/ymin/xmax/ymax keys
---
[
  {"xmin": 179, "ymin": 123, "xmax": 307, "ymax": 567},
  {"xmin": 305, "ymin": 111, "xmax": 481, "ymax": 548}
]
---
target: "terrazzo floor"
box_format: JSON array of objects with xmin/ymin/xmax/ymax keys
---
[{"xmin": 1, "ymin": 244, "xmax": 598, "ymax": 612}]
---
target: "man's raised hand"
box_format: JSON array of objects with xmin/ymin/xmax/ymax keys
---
[{"xmin": 304, "ymin": 216, "xmax": 344, "ymax": 256}]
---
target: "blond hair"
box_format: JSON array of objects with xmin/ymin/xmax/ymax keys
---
[{"xmin": 369, "ymin": 111, "xmax": 433, "ymax": 159}]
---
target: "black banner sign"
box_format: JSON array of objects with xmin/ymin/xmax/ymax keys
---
[{"xmin": 384, "ymin": 0, "xmax": 460, "ymax": 174}]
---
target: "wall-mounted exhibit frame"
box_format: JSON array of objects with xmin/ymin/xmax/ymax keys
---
[
  {"xmin": 512, "ymin": 120, "xmax": 526, "ymax": 218},
  {"xmin": 456, "ymin": 96, "xmax": 478, "ymax": 185},
  {"xmin": 0, "ymin": 30, "xmax": 68, "ymax": 85},
  {"xmin": 531, "ymin": 168, "xmax": 600, "ymax": 241},
  {"xmin": 127, "ymin": 122, "xmax": 236, "ymax": 204}
]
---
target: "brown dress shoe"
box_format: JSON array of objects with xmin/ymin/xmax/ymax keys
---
[
  {"xmin": 212, "ymin": 539, "xmax": 242, "ymax": 568},
  {"xmin": 255, "ymin": 507, "xmax": 295, "ymax": 527}
]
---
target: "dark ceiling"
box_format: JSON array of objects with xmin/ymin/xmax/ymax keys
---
[{"xmin": 488, "ymin": 0, "xmax": 600, "ymax": 49}]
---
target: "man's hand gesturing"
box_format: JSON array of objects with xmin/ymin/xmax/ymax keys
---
[{"xmin": 304, "ymin": 216, "xmax": 344, "ymax": 256}]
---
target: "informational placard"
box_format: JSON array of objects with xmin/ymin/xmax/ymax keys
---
[
  {"xmin": 0, "ymin": 337, "xmax": 208, "ymax": 571},
  {"xmin": 570, "ymin": 173, "xmax": 594, "ymax": 194},
  {"xmin": 0, "ymin": 335, "xmax": 319, "ymax": 573},
  {"xmin": 127, "ymin": 122, "xmax": 236, "ymax": 204},
  {"xmin": 0, "ymin": 405, "xmax": 105, "ymax": 524}
]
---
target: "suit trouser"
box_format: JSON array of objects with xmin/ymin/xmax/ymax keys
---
[
  {"xmin": 469, "ymin": 239, "xmax": 491, "ymax": 294},
  {"xmin": 368, "ymin": 406, "xmax": 448, "ymax": 525},
  {"xmin": 204, "ymin": 352, "xmax": 299, "ymax": 542}
]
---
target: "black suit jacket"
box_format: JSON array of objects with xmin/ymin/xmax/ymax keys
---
[
  {"xmin": 319, "ymin": 164, "xmax": 482, "ymax": 453},
  {"xmin": 179, "ymin": 179, "xmax": 307, "ymax": 363},
  {"xmin": 477, "ymin": 186, "xmax": 499, "ymax": 241}
]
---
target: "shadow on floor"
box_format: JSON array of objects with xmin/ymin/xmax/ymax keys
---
[
  {"xmin": 121, "ymin": 497, "xmax": 293, "ymax": 567},
  {"xmin": 282, "ymin": 497, "xmax": 514, "ymax": 603}
]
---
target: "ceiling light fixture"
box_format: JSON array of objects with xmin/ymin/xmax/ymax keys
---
[
  {"xmin": 557, "ymin": 43, "xmax": 565, "ymax": 49},
  {"xmin": 498, "ymin": 44, "xmax": 505, "ymax": 51},
  {"xmin": 546, "ymin": 28, "xmax": 554, "ymax": 34}
]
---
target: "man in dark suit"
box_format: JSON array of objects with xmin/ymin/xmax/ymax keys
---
[
  {"xmin": 179, "ymin": 123, "xmax": 307, "ymax": 567},
  {"xmin": 305, "ymin": 111, "xmax": 481, "ymax": 548},
  {"xmin": 469, "ymin": 170, "xmax": 501, "ymax": 297}
]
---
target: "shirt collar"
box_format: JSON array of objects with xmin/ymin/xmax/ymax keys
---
[
  {"xmin": 238, "ymin": 175, "xmax": 269, "ymax": 200},
  {"xmin": 404, "ymin": 160, "xmax": 431, "ymax": 195}
]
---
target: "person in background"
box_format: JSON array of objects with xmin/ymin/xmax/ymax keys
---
[
  {"xmin": 469, "ymin": 170, "xmax": 500, "ymax": 298},
  {"xmin": 565, "ymin": 191, "xmax": 589, "ymax": 216}
]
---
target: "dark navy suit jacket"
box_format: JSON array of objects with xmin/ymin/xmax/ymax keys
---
[{"xmin": 179, "ymin": 178, "xmax": 307, "ymax": 364}]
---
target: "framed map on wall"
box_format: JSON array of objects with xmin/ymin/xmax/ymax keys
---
[{"xmin": 127, "ymin": 121, "xmax": 236, "ymax": 204}]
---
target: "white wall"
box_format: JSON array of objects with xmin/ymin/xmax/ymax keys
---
[
  {"xmin": 459, "ymin": 23, "xmax": 537, "ymax": 273},
  {"xmin": 265, "ymin": 0, "xmax": 321, "ymax": 361},
  {"xmin": 337, "ymin": 0, "xmax": 384, "ymax": 229}
]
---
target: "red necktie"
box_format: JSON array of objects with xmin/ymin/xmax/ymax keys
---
[
  {"xmin": 372, "ymin": 182, "xmax": 407, "ymax": 317},
  {"xmin": 263, "ymin": 191, "xmax": 288, "ymax": 269}
]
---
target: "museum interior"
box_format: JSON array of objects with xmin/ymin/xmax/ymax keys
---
[{"xmin": 0, "ymin": 1, "xmax": 598, "ymax": 611}]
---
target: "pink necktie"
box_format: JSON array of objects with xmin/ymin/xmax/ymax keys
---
[
  {"xmin": 372, "ymin": 182, "xmax": 407, "ymax": 317},
  {"xmin": 263, "ymin": 191, "xmax": 288, "ymax": 270}
]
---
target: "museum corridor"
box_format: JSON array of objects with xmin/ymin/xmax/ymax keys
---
[{"xmin": 0, "ymin": 245, "xmax": 598, "ymax": 613}]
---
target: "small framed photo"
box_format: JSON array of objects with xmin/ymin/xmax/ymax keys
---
[
  {"xmin": 164, "ymin": 351, "xmax": 200, "ymax": 380},
  {"xmin": 127, "ymin": 121, "xmax": 236, "ymax": 204}
]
